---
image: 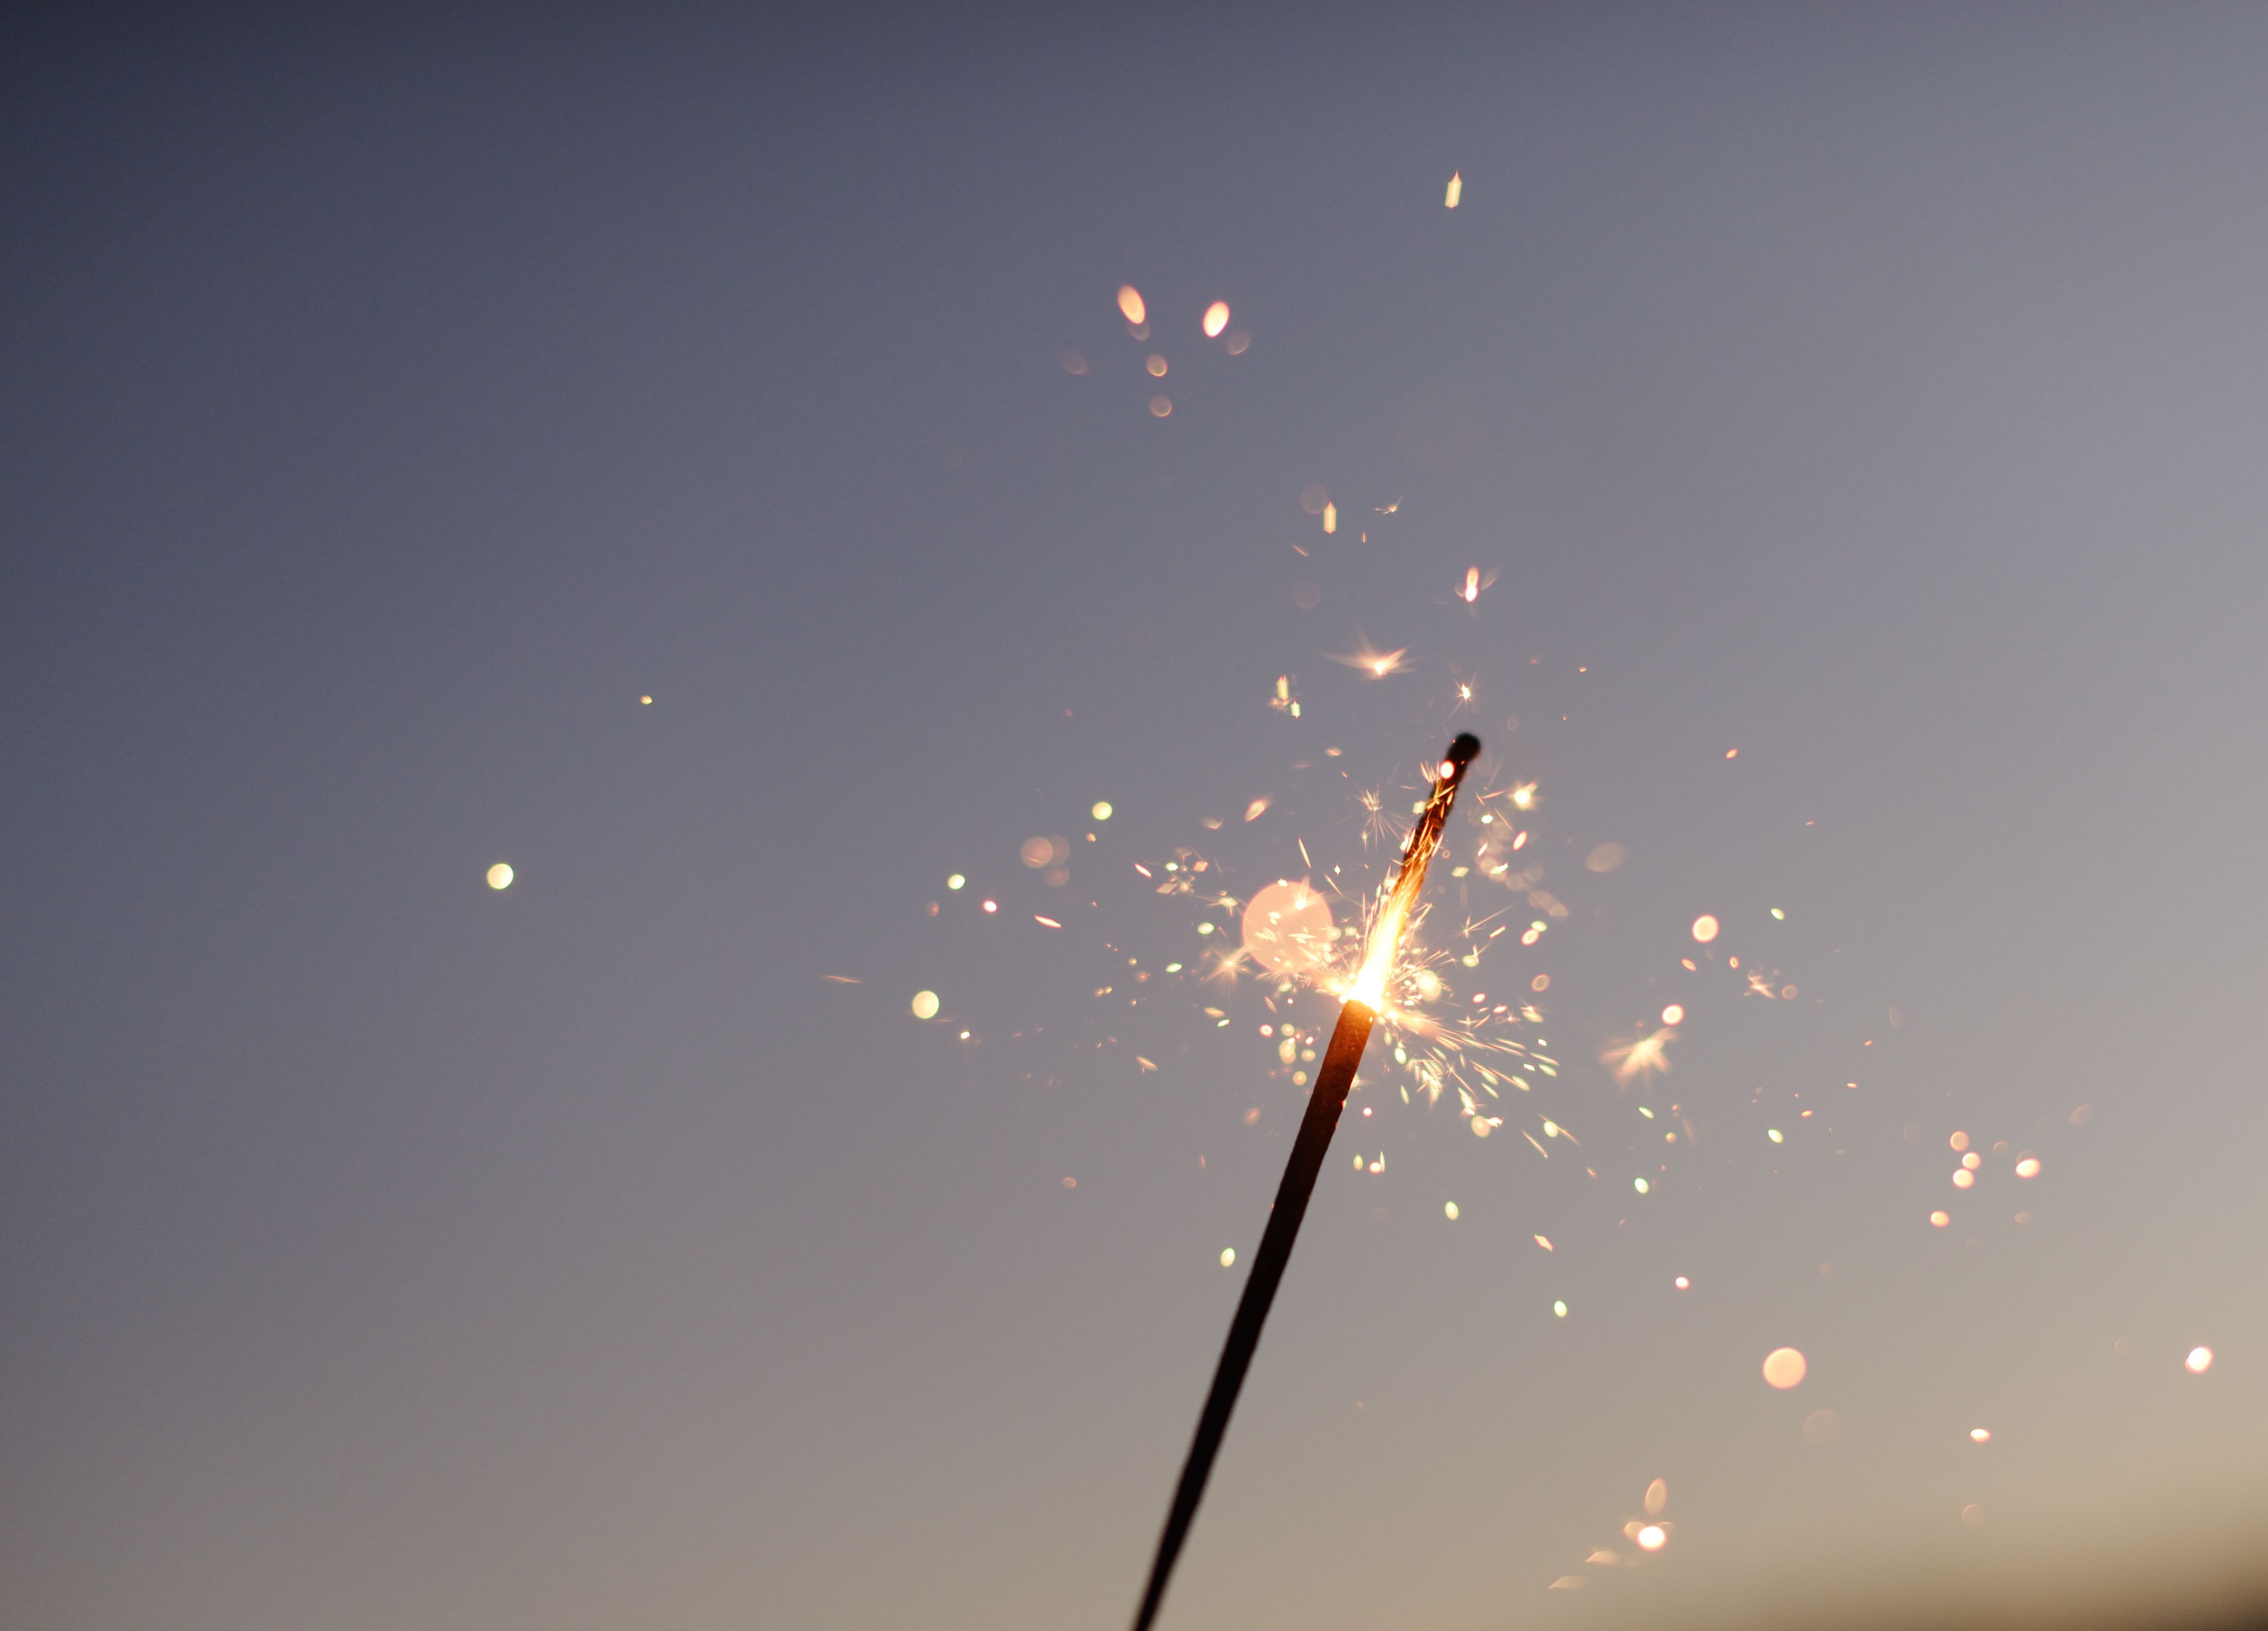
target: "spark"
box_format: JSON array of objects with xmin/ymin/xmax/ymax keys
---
[
  {"xmin": 1445, "ymin": 171, "xmax": 1461, "ymax": 208},
  {"xmin": 1603, "ymin": 1028, "xmax": 1676, "ymax": 1084},
  {"xmin": 1458, "ymin": 566, "xmax": 1497, "ymax": 603},
  {"xmin": 1329, "ymin": 644, "xmax": 1411, "ymax": 679},
  {"xmin": 1117, "ymin": 284, "xmax": 1146, "ymax": 325}
]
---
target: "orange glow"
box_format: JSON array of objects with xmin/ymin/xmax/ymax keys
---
[
  {"xmin": 1962, "ymin": 1151, "xmax": 1982, "ymax": 1171},
  {"xmin": 1691, "ymin": 914, "xmax": 1719, "ymax": 943},
  {"xmin": 1637, "ymin": 1525, "xmax": 1666, "ymax": 1551},
  {"xmin": 1660, "ymin": 1004, "xmax": 1685, "ymax": 1026},
  {"xmin": 1971, "ymin": 1428, "xmax": 1992, "ymax": 1443},
  {"xmin": 1674, "ymin": 1276, "xmax": 1690, "ymax": 1289},
  {"xmin": 1930, "ymin": 1210, "xmax": 1950, "ymax": 1227},
  {"xmin": 1117, "ymin": 284, "xmax": 1146, "ymax": 325},
  {"xmin": 1762, "ymin": 1347, "xmax": 1807, "ymax": 1389},
  {"xmin": 2015, "ymin": 1157, "xmax": 2041, "ymax": 1177},
  {"xmin": 1203, "ymin": 300, "xmax": 1231, "ymax": 337},
  {"xmin": 1953, "ymin": 1169, "xmax": 1975, "ymax": 1189}
]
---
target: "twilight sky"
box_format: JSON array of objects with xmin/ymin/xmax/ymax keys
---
[{"xmin": 6, "ymin": 8, "xmax": 2268, "ymax": 1629}]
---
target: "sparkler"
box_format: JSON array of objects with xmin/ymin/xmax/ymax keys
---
[{"xmin": 1128, "ymin": 731, "xmax": 1482, "ymax": 1631}]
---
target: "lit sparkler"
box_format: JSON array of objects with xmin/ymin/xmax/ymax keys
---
[{"xmin": 1128, "ymin": 731, "xmax": 1481, "ymax": 1631}]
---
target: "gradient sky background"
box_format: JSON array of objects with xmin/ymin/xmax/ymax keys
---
[{"xmin": 8, "ymin": 8, "xmax": 2268, "ymax": 1630}]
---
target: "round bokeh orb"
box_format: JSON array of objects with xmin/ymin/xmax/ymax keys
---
[{"xmin": 1240, "ymin": 879, "xmax": 1335, "ymax": 976}]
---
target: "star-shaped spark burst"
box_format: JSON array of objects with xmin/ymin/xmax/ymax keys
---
[
  {"xmin": 1329, "ymin": 643, "xmax": 1412, "ymax": 679},
  {"xmin": 1602, "ymin": 1027, "xmax": 1677, "ymax": 1085}
]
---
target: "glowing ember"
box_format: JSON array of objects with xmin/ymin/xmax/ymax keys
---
[
  {"xmin": 1762, "ymin": 1347, "xmax": 1808, "ymax": 1389},
  {"xmin": 1117, "ymin": 284, "xmax": 1146, "ymax": 324},
  {"xmin": 1203, "ymin": 300, "xmax": 1230, "ymax": 337}
]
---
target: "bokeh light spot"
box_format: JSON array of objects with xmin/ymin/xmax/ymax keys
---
[
  {"xmin": 1691, "ymin": 914, "xmax": 1719, "ymax": 943},
  {"xmin": 486, "ymin": 863, "xmax": 514, "ymax": 891},
  {"xmin": 1240, "ymin": 879, "xmax": 1334, "ymax": 975},
  {"xmin": 1763, "ymin": 1347, "xmax": 1808, "ymax": 1389},
  {"xmin": 911, "ymin": 990, "xmax": 940, "ymax": 1020}
]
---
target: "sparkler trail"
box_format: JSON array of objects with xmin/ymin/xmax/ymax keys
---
[{"xmin": 1128, "ymin": 731, "xmax": 1481, "ymax": 1631}]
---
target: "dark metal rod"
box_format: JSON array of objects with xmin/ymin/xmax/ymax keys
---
[{"xmin": 1129, "ymin": 732, "xmax": 1479, "ymax": 1631}]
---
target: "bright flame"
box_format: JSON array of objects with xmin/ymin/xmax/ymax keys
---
[
  {"xmin": 1203, "ymin": 300, "xmax": 1231, "ymax": 337},
  {"xmin": 1117, "ymin": 284, "xmax": 1146, "ymax": 325},
  {"xmin": 1346, "ymin": 750, "xmax": 1469, "ymax": 1008}
]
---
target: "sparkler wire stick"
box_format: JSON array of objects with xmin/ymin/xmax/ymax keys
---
[{"xmin": 1129, "ymin": 731, "xmax": 1482, "ymax": 1631}]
